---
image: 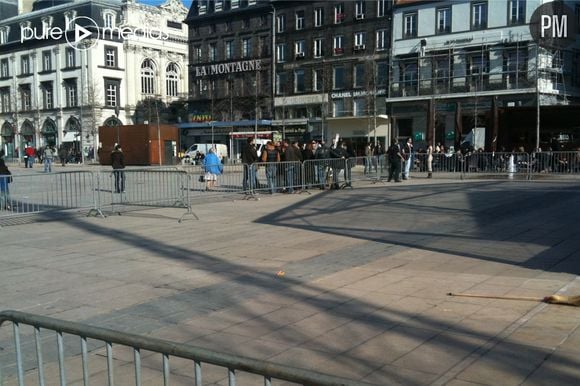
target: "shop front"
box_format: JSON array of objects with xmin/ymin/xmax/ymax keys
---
[{"xmin": 326, "ymin": 115, "xmax": 390, "ymax": 156}]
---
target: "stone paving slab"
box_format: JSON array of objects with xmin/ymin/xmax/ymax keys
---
[{"xmin": 1, "ymin": 179, "xmax": 580, "ymax": 385}]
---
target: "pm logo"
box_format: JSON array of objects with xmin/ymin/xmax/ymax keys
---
[{"xmin": 530, "ymin": 2, "xmax": 576, "ymax": 49}]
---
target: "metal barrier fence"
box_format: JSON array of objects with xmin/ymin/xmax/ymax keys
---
[
  {"xmin": 529, "ymin": 151, "xmax": 580, "ymax": 175},
  {"xmin": 412, "ymin": 152, "xmax": 531, "ymax": 178},
  {"xmin": 102, "ymin": 169, "xmax": 189, "ymax": 214},
  {"xmin": 0, "ymin": 310, "xmax": 374, "ymax": 386},
  {"xmin": 2, "ymin": 152, "xmax": 580, "ymax": 224},
  {"xmin": 0, "ymin": 171, "xmax": 99, "ymax": 220}
]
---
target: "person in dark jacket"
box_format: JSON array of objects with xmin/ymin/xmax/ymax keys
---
[
  {"xmin": 111, "ymin": 145, "xmax": 125, "ymax": 193},
  {"xmin": 0, "ymin": 159, "xmax": 12, "ymax": 210},
  {"xmin": 330, "ymin": 142, "xmax": 348, "ymax": 189},
  {"xmin": 261, "ymin": 141, "xmax": 280, "ymax": 194},
  {"xmin": 315, "ymin": 141, "xmax": 331, "ymax": 189},
  {"xmin": 284, "ymin": 141, "xmax": 302, "ymax": 193},
  {"xmin": 387, "ymin": 138, "xmax": 404, "ymax": 182},
  {"xmin": 241, "ymin": 137, "xmax": 259, "ymax": 194}
]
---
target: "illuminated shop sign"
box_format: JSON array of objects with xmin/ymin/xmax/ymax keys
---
[{"xmin": 194, "ymin": 59, "xmax": 262, "ymax": 77}]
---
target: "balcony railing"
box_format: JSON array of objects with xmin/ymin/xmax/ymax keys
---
[{"xmin": 389, "ymin": 74, "xmax": 536, "ymax": 98}]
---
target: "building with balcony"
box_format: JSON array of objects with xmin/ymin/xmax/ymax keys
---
[
  {"xmin": 183, "ymin": 1, "xmax": 393, "ymax": 155},
  {"xmin": 0, "ymin": 0, "xmax": 188, "ymax": 161},
  {"xmin": 183, "ymin": 0, "xmax": 275, "ymax": 151},
  {"xmin": 272, "ymin": 0, "xmax": 392, "ymax": 151},
  {"xmin": 388, "ymin": 0, "xmax": 580, "ymax": 151}
]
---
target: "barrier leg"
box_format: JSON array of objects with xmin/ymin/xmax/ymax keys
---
[
  {"xmin": 87, "ymin": 172, "xmax": 106, "ymax": 218},
  {"xmin": 240, "ymin": 165, "xmax": 260, "ymax": 201},
  {"xmin": 298, "ymin": 162, "xmax": 312, "ymax": 195},
  {"xmin": 179, "ymin": 175, "xmax": 199, "ymax": 222}
]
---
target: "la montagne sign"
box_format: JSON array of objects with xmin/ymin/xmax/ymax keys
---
[{"xmin": 194, "ymin": 59, "xmax": 262, "ymax": 77}]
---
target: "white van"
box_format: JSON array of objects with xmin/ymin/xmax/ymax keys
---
[{"xmin": 182, "ymin": 144, "xmax": 228, "ymax": 165}]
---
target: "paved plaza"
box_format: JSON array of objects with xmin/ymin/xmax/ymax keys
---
[{"xmin": 1, "ymin": 178, "xmax": 580, "ymax": 385}]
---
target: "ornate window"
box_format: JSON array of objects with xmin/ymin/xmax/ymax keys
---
[
  {"xmin": 141, "ymin": 59, "xmax": 156, "ymax": 95},
  {"xmin": 166, "ymin": 63, "xmax": 179, "ymax": 97}
]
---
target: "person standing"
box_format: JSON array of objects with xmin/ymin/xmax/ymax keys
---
[
  {"xmin": 330, "ymin": 141, "xmax": 347, "ymax": 190},
  {"xmin": 241, "ymin": 137, "xmax": 259, "ymax": 194},
  {"xmin": 261, "ymin": 141, "xmax": 280, "ymax": 194},
  {"xmin": 387, "ymin": 138, "xmax": 404, "ymax": 182},
  {"xmin": 427, "ymin": 144, "xmax": 434, "ymax": 178},
  {"xmin": 44, "ymin": 145, "xmax": 55, "ymax": 173},
  {"xmin": 283, "ymin": 141, "xmax": 301, "ymax": 193},
  {"xmin": 364, "ymin": 142, "xmax": 373, "ymax": 175},
  {"xmin": 403, "ymin": 137, "xmax": 414, "ymax": 180},
  {"xmin": 58, "ymin": 145, "xmax": 67, "ymax": 166},
  {"xmin": 314, "ymin": 141, "xmax": 331, "ymax": 190},
  {"xmin": 0, "ymin": 159, "xmax": 12, "ymax": 210},
  {"xmin": 111, "ymin": 145, "xmax": 126, "ymax": 193},
  {"xmin": 24, "ymin": 144, "xmax": 36, "ymax": 168},
  {"xmin": 203, "ymin": 147, "xmax": 223, "ymax": 190}
]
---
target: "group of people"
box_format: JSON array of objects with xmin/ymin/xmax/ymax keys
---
[
  {"xmin": 21, "ymin": 144, "xmax": 85, "ymax": 170},
  {"xmin": 385, "ymin": 137, "xmax": 420, "ymax": 182},
  {"xmin": 240, "ymin": 137, "xmax": 357, "ymax": 194}
]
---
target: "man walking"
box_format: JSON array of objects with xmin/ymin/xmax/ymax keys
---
[
  {"xmin": 24, "ymin": 144, "xmax": 35, "ymax": 168},
  {"xmin": 44, "ymin": 145, "xmax": 55, "ymax": 173},
  {"xmin": 111, "ymin": 145, "xmax": 125, "ymax": 193}
]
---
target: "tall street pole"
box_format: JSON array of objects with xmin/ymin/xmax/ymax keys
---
[{"xmin": 535, "ymin": 43, "xmax": 540, "ymax": 151}]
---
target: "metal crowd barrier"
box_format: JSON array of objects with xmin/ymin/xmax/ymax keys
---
[
  {"xmin": 3, "ymin": 152, "xmax": 580, "ymax": 224},
  {"xmin": 0, "ymin": 171, "xmax": 99, "ymax": 221},
  {"xmin": 0, "ymin": 310, "xmax": 374, "ymax": 386},
  {"xmin": 103, "ymin": 169, "xmax": 189, "ymax": 214},
  {"xmin": 529, "ymin": 151, "xmax": 580, "ymax": 176},
  {"xmin": 409, "ymin": 152, "xmax": 531, "ymax": 179}
]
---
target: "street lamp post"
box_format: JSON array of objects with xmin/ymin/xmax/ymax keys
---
[
  {"xmin": 155, "ymin": 98, "xmax": 162, "ymax": 166},
  {"xmin": 255, "ymin": 71, "xmax": 259, "ymax": 140},
  {"xmin": 115, "ymin": 105, "xmax": 120, "ymax": 146}
]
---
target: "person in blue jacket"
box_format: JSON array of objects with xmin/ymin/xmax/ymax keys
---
[{"xmin": 203, "ymin": 147, "xmax": 223, "ymax": 190}]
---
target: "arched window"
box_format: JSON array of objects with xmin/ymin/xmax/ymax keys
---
[
  {"xmin": 1, "ymin": 121, "xmax": 14, "ymax": 137},
  {"xmin": 166, "ymin": 63, "xmax": 179, "ymax": 97},
  {"xmin": 41, "ymin": 119, "xmax": 57, "ymax": 146},
  {"xmin": 141, "ymin": 59, "xmax": 156, "ymax": 95},
  {"xmin": 21, "ymin": 120, "xmax": 35, "ymax": 145},
  {"xmin": 104, "ymin": 117, "xmax": 122, "ymax": 127},
  {"xmin": 65, "ymin": 116, "xmax": 80, "ymax": 132}
]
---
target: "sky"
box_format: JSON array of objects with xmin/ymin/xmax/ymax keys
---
[{"xmin": 139, "ymin": 0, "xmax": 193, "ymax": 8}]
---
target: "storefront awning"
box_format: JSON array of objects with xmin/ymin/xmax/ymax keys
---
[
  {"xmin": 177, "ymin": 120, "xmax": 272, "ymax": 129},
  {"xmin": 62, "ymin": 132, "xmax": 80, "ymax": 142}
]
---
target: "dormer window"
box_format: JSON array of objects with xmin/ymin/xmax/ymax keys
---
[
  {"xmin": 103, "ymin": 10, "xmax": 116, "ymax": 28},
  {"xmin": 42, "ymin": 16, "xmax": 54, "ymax": 31},
  {"xmin": 199, "ymin": 1, "xmax": 207, "ymax": 14},
  {"xmin": 64, "ymin": 11, "xmax": 77, "ymax": 31},
  {"xmin": 0, "ymin": 27, "xmax": 9, "ymax": 44}
]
